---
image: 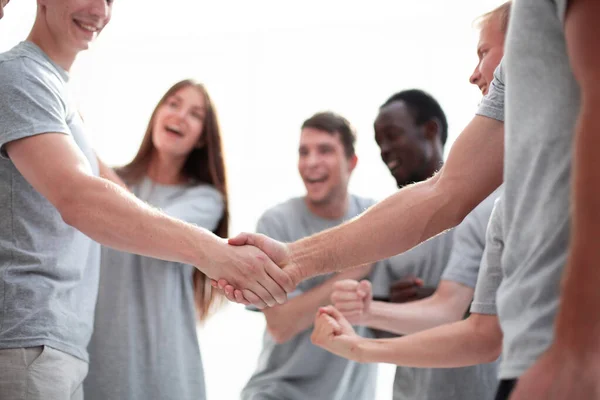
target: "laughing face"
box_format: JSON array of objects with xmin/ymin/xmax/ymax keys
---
[
  {"xmin": 374, "ymin": 101, "xmax": 432, "ymax": 188},
  {"xmin": 41, "ymin": 0, "xmax": 113, "ymax": 52},
  {"xmin": 151, "ymin": 85, "xmax": 207, "ymax": 159},
  {"xmin": 298, "ymin": 127, "xmax": 357, "ymax": 207}
]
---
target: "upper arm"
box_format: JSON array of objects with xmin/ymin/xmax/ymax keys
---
[
  {"xmin": 431, "ymin": 280, "xmax": 475, "ymax": 317},
  {"xmin": 6, "ymin": 132, "xmax": 95, "ymax": 215},
  {"xmin": 564, "ymin": 0, "xmax": 600, "ymax": 90},
  {"xmin": 433, "ymin": 115, "xmax": 504, "ymax": 220}
]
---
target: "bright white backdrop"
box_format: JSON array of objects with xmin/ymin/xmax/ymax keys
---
[{"xmin": 0, "ymin": 1, "xmax": 505, "ymax": 398}]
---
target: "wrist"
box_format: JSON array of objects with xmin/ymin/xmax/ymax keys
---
[{"xmin": 186, "ymin": 229, "xmax": 226, "ymax": 270}]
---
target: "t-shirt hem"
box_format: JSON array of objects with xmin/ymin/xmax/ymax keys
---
[
  {"xmin": 0, "ymin": 337, "xmax": 89, "ymax": 362},
  {"xmin": 470, "ymin": 302, "xmax": 497, "ymax": 315},
  {"xmin": 498, "ymin": 362, "xmax": 530, "ymax": 380},
  {"xmin": 0, "ymin": 127, "xmax": 70, "ymax": 159},
  {"xmin": 441, "ymin": 273, "xmax": 476, "ymax": 289},
  {"xmin": 476, "ymin": 106, "xmax": 504, "ymax": 122}
]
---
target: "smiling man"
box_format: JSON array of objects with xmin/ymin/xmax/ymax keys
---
[{"xmin": 240, "ymin": 112, "xmax": 381, "ymax": 400}]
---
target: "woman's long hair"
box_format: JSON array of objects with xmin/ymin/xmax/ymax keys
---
[{"xmin": 119, "ymin": 80, "xmax": 228, "ymax": 321}]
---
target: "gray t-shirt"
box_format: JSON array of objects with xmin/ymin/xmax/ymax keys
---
[
  {"xmin": 392, "ymin": 191, "xmax": 500, "ymax": 400},
  {"xmin": 241, "ymin": 195, "xmax": 379, "ymax": 400},
  {"xmin": 477, "ymin": 0, "xmax": 577, "ymax": 379},
  {"xmin": 85, "ymin": 177, "xmax": 223, "ymax": 400},
  {"xmin": 471, "ymin": 197, "xmax": 504, "ymax": 316},
  {"xmin": 0, "ymin": 41, "xmax": 100, "ymax": 361}
]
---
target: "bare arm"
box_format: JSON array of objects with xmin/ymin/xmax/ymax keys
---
[
  {"xmin": 553, "ymin": 0, "xmax": 600, "ymax": 358},
  {"xmin": 365, "ymin": 281, "xmax": 474, "ymax": 335},
  {"xmin": 289, "ymin": 115, "xmax": 504, "ymax": 281},
  {"xmin": 331, "ymin": 279, "xmax": 473, "ymax": 335},
  {"xmin": 356, "ymin": 313, "xmax": 501, "ymax": 367},
  {"xmin": 311, "ymin": 306, "xmax": 502, "ymax": 368},
  {"xmin": 264, "ymin": 265, "xmax": 371, "ymax": 344},
  {"xmin": 6, "ymin": 133, "xmax": 292, "ymax": 307}
]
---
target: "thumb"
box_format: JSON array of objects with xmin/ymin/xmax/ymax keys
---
[
  {"xmin": 228, "ymin": 232, "xmax": 251, "ymax": 246},
  {"xmin": 356, "ymin": 280, "xmax": 372, "ymax": 298}
]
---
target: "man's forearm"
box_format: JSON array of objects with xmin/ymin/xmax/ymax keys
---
[
  {"xmin": 365, "ymin": 296, "xmax": 466, "ymax": 336},
  {"xmin": 96, "ymin": 155, "xmax": 128, "ymax": 189},
  {"xmin": 289, "ymin": 116, "xmax": 504, "ymax": 279},
  {"xmin": 61, "ymin": 174, "xmax": 221, "ymax": 267},
  {"xmin": 356, "ymin": 314, "xmax": 502, "ymax": 368}
]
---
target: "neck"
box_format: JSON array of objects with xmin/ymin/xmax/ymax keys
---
[
  {"xmin": 304, "ymin": 193, "xmax": 349, "ymax": 220},
  {"xmin": 27, "ymin": 17, "xmax": 78, "ymax": 71},
  {"xmin": 147, "ymin": 152, "xmax": 187, "ymax": 185}
]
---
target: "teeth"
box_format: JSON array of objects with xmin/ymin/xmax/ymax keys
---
[
  {"xmin": 76, "ymin": 21, "xmax": 99, "ymax": 32},
  {"xmin": 387, "ymin": 160, "xmax": 399, "ymax": 170},
  {"xmin": 166, "ymin": 125, "xmax": 182, "ymax": 134}
]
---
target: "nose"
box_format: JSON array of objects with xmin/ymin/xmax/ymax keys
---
[{"xmin": 469, "ymin": 65, "xmax": 481, "ymax": 86}]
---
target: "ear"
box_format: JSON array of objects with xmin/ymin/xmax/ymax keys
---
[
  {"xmin": 422, "ymin": 118, "xmax": 441, "ymax": 142},
  {"xmin": 348, "ymin": 154, "xmax": 358, "ymax": 173}
]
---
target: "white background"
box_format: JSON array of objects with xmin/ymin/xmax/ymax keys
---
[{"xmin": 1, "ymin": 1, "xmax": 505, "ymax": 399}]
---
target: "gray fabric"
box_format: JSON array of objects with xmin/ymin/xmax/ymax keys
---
[
  {"xmin": 0, "ymin": 41, "xmax": 100, "ymax": 362},
  {"xmin": 0, "ymin": 346, "xmax": 88, "ymax": 400},
  {"xmin": 85, "ymin": 177, "xmax": 223, "ymax": 400},
  {"xmin": 391, "ymin": 197, "xmax": 499, "ymax": 400},
  {"xmin": 242, "ymin": 195, "xmax": 379, "ymax": 400},
  {"xmin": 442, "ymin": 189, "xmax": 501, "ymax": 288},
  {"xmin": 478, "ymin": 0, "xmax": 578, "ymax": 379},
  {"xmin": 471, "ymin": 197, "xmax": 504, "ymax": 316}
]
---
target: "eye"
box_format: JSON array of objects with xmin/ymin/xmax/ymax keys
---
[{"xmin": 191, "ymin": 113, "xmax": 204, "ymax": 121}]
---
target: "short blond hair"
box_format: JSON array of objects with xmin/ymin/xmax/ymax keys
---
[{"xmin": 474, "ymin": 1, "xmax": 512, "ymax": 35}]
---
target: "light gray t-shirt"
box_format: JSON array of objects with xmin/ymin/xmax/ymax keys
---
[
  {"xmin": 241, "ymin": 195, "xmax": 379, "ymax": 400},
  {"xmin": 477, "ymin": 0, "xmax": 578, "ymax": 379},
  {"xmin": 471, "ymin": 197, "xmax": 504, "ymax": 316},
  {"xmin": 392, "ymin": 191, "xmax": 500, "ymax": 400},
  {"xmin": 85, "ymin": 177, "xmax": 223, "ymax": 400},
  {"xmin": 0, "ymin": 41, "xmax": 100, "ymax": 361}
]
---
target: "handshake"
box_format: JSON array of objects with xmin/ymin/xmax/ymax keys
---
[{"xmin": 203, "ymin": 232, "xmax": 302, "ymax": 309}]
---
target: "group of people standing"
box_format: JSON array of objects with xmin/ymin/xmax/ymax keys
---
[{"xmin": 1, "ymin": 1, "xmax": 597, "ymax": 400}]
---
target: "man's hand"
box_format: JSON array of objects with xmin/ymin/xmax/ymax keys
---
[
  {"xmin": 330, "ymin": 279, "xmax": 372, "ymax": 325},
  {"xmin": 211, "ymin": 232, "xmax": 302, "ymax": 304},
  {"xmin": 389, "ymin": 276, "xmax": 434, "ymax": 303},
  {"xmin": 311, "ymin": 305, "xmax": 362, "ymax": 361},
  {"xmin": 204, "ymin": 240, "xmax": 295, "ymax": 309},
  {"xmin": 509, "ymin": 345, "xmax": 600, "ymax": 400}
]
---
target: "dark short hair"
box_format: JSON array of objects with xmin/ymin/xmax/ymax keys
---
[
  {"xmin": 301, "ymin": 111, "xmax": 356, "ymax": 158},
  {"xmin": 380, "ymin": 89, "xmax": 448, "ymax": 146}
]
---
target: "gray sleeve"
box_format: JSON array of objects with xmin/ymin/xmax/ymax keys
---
[
  {"xmin": 441, "ymin": 203, "xmax": 489, "ymax": 288},
  {"xmin": 553, "ymin": 0, "xmax": 569, "ymax": 24},
  {"xmin": 0, "ymin": 59, "xmax": 70, "ymax": 158},
  {"xmin": 470, "ymin": 198, "xmax": 504, "ymax": 315},
  {"xmin": 163, "ymin": 185, "xmax": 224, "ymax": 231},
  {"xmin": 476, "ymin": 60, "xmax": 505, "ymax": 122}
]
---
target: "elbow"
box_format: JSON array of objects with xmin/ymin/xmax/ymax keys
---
[
  {"xmin": 56, "ymin": 191, "xmax": 83, "ymax": 228},
  {"xmin": 471, "ymin": 315, "xmax": 503, "ymax": 363}
]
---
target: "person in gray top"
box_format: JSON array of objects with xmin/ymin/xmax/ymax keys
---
[
  {"xmin": 0, "ymin": 2, "xmax": 293, "ymax": 399},
  {"xmin": 225, "ymin": 0, "xmax": 598, "ymax": 399},
  {"xmin": 241, "ymin": 112, "xmax": 379, "ymax": 400},
  {"xmin": 84, "ymin": 80, "xmax": 228, "ymax": 400}
]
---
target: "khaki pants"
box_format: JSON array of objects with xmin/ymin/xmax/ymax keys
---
[{"xmin": 0, "ymin": 346, "xmax": 88, "ymax": 400}]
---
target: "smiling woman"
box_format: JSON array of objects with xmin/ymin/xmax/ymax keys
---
[{"xmin": 84, "ymin": 80, "xmax": 230, "ymax": 400}]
